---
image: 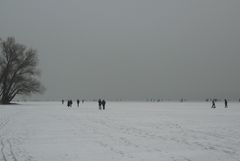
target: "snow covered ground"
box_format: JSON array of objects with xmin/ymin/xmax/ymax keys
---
[{"xmin": 0, "ymin": 101, "xmax": 240, "ymax": 161}]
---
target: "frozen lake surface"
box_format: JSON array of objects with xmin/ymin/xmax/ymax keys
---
[{"xmin": 0, "ymin": 102, "xmax": 240, "ymax": 161}]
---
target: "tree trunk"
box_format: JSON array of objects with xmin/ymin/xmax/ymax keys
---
[{"xmin": 1, "ymin": 95, "xmax": 10, "ymax": 104}]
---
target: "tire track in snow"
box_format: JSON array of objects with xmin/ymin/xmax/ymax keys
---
[
  {"xmin": 7, "ymin": 140, "xmax": 18, "ymax": 161},
  {"xmin": 1, "ymin": 140, "xmax": 7, "ymax": 161},
  {"xmin": 0, "ymin": 110, "xmax": 26, "ymax": 161},
  {"xmin": 0, "ymin": 116, "xmax": 9, "ymax": 161}
]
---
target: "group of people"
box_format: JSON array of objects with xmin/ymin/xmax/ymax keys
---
[
  {"xmin": 62, "ymin": 99, "xmax": 106, "ymax": 109},
  {"xmin": 66, "ymin": 100, "xmax": 73, "ymax": 107},
  {"xmin": 63, "ymin": 98, "xmax": 229, "ymax": 109},
  {"xmin": 211, "ymin": 99, "xmax": 228, "ymax": 108},
  {"xmin": 62, "ymin": 99, "xmax": 85, "ymax": 107},
  {"xmin": 98, "ymin": 99, "xmax": 106, "ymax": 110}
]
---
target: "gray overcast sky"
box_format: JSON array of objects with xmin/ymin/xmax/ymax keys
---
[{"xmin": 1, "ymin": 0, "xmax": 240, "ymax": 100}]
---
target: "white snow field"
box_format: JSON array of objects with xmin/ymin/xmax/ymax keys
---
[{"xmin": 0, "ymin": 102, "xmax": 240, "ymax": 161}]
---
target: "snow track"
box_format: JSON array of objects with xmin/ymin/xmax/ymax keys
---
[
  {"xmin": 1, "ymin": 102, "xmax": 240, "ymax": 161},
  {"xmin": 0, "ymin": 139, "xmax": 18, "ymax": 161},
  {"xmin": 0, "ymin": 107, "xmax": 33, "ymax": 161},
  {"xmin": 0, "ymin": 110, "xmax": 17, "ymax": 161}
]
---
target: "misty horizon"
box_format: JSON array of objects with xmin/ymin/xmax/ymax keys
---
[{"xmin": 1, "ymin": 0, "xmax": 240, "ymax": 100}]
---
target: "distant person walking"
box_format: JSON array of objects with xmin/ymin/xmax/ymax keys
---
[
  {"xmin": 67, "ymin": 100, "xmax": 73, "ymax": 107},
  {"xmin": 77, "ymin": 99, "xmax": 80, "ymax": 107},
  {"xmin": 67, "ymin": 100, "xmax": 70, "ymax": 107},
  {"xmin": 211, "ymin": 100, "xmax": 216, "ymax": 108},
  {"xmin": 98, "ymin": 99, "xmax": 102, "ymax": 110},
  {"xmin": 102, "ymin": 99, "xmax": 106, "ymax": 110},
  {"xmin": 224, "ymin": 99, "xmax": 228, "ymax": 108},
  {"xmin": 62, "ymin": 99, "xmax": 64, "ymax": 104}
]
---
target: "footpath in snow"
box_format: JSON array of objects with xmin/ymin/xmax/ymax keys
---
[{"xmin": 0, "ymin": 102, "xmax": 240, "ymax": 161}]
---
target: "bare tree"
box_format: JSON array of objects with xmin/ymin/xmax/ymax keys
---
[{"xmin": 0, "ymin": 37, "xmax": 44, "ymax": 104}]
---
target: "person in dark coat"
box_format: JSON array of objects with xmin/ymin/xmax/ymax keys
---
[
  {"xmin": 224, "ymin": 99, "xmax": 228, "ymax": 108},
  {"xmin": 77, "ymin": 99, "xmax": 80, "ymax": 107},
  {"xmin": 211, "ymin": 100, "xmax": 216, "ymax": 108},
  {"xmin": 68, "ymin": 100, "xmax": 72, "ymax": 107},
  {"xmin": 67, "ymin": 100, "xmax": 70, "ymax": 107},
  {"xmin": 102, "ymin": 99, "xmax": 106, "ymax": 110},
  {"xmin": 62, "ymin": 99, "xmax": 64, "ymax": 104},
  {"xmin": 98, "ymin": 99, "xmax": 102, "ymax": 110}
]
